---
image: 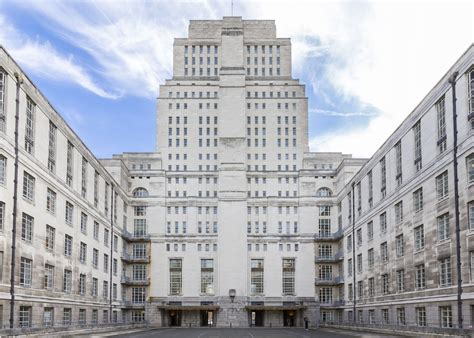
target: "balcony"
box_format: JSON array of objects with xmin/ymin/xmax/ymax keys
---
[
  {"xmin": 314, "ymin": 229, "xmax": 343, "ymax": 241},
  {"xmin": 121, "ymin": 276, "xmax": 151, "ymax": 286},
  {"xmin": 314, "ymin": 251, "xmax": 344, "ymax": 263},
  {"xmin": 315, "ymin": 276, "xmax": 344, "ymax": 285},
  {"xmin": 121, "ymin": 301, "xmax": 146, "ymax": 309},
  {"xmin": 121, "ymin": 253, "xmax": 150, "ymax": 263},
  {"xmin": 122, "ymin": 230, "xmax": 151, "ymax": 242},
  {"xmin": 319, "ymin": 300, "xmax": 345, "ymax": 308}
]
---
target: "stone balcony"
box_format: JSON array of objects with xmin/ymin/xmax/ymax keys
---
[
  {"xmin": 315, "ymin": 276, "xmax": 344, "ymax": 285},
  {"xmin": 121, "ymin": 276, "xmax": 151, "ymax": 286},
  {"xmin": 314, "ymin": 251, "xmax": 344, "ymax": 263},
  {"xmin": 314, "ymin": 229, "xmax": 344, "ymax": 241},
  {"xmin": 121, "ymin": 253, "xmax": 151, "ymax": 263}
]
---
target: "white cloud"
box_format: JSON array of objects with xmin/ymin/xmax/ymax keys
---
[{"xmin": 0, "ymin": 15, "xmax": 117, "ymax": 99}]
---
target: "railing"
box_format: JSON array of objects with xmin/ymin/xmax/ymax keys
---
[
  {"xmin": 315, "ymin": 276, "xmax": 344, "ymax": 285},
  {"xmin": 319, "ymin": 300, "xmax": 345, "ymax": 307},
  {"xmin": 122, "ymin": 229, "xmax": 151, "ymax": 242},
  {"xmin": 314, "ymin": 229, "xmax": 344, "ymax": 241},
  {"xmin": 121, "ymin": 301, "xmax": 146, "ymax": 308},
  {"xmin": 121, "ymin": 276, "xmax": 151, "ymax": 285},
  {"xmin": 315, "ymin": 251, "xmax": 344, "ymax": 262},
  {"xmin": 121, "ymin": 253, "xmax": 150, "ymax": 262}
]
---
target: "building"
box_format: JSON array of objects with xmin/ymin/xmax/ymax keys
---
[{"xmin": 0, "ymin": 16, "xmax": 473, "ymax": 333}]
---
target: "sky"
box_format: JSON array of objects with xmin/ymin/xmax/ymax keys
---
[{"xmin": 0, "ymin": 0, "xmax": 472, "ymax": 158}]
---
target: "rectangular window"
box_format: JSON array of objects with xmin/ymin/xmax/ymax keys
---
[
  {"xmin": 249, "ymin": 259, "xmax": 264, "ymax": 295},
  {"xmin": 437, "ymin": 213, "xmax": 450, "ymax": 241},
  {"xmin": 200, "ymin": 259, "xmax": 214, "ymax": 294},
  {"xmin": 413, "ymin": 120, "xmax": 422, "ymax": 172},
  {"xmin": 436, "ymin": 171, "xmax": 449, "ymax": 200},
  {"xmin": 380, "ymin": 212, "xmax": 387, "ymax": 234},
  {"xmin": 63, "ymin": 308, "xmax": 72, "ymax": 326},
  {"xmin": 368, "ymin": 278, "xmax": 375, "ymax": 297},
  {"xmin": 63, "ymin": 269, "xmax": 72, "ymax": 293},
  {"xmin": 46, "ymin": 188, "xmax": 56, "ymax": 214},
  {"xmin": 436, "ymin": 97, "xmax": 447, "ymax": 153},
  {"xmin": 439, "ymin": 257, "xmax": 452, "ymax": 286},
  {"xmin": 367, "ymin": 221, "xmax": 373, "ymax": 241},
  {"xmin": 48, "ymin": 121, "xmax": 57, "ymax": 172},
  {"xmin": 395, "ymin": 141, "xmax": 402, "ymax": 186},
  {"xmin": 79, "ymin": 242, "xmax": 87, "ymax": 263},
  {"xmin": 367, "ymin": 170, "xmax": 373, "ymax": 207},
  {"xmin": 79, "ymin": 273, "xmax": 86, "ymax": 294},
  {"xmin": 64, "ymin": 234, "xmax": 73, "ymax": 256},
  {"xmin": 368, "ymin": 248, "xmax": 374, "ymax": 267},
  {"xmin": 170, "ymin": 259, "xmax": 182, "ymax": 295},
  {"xmin": 21, "ymin": 213, "xmax": 33, "ymax": 243},
  {"xmin": 0, "ymin": 155, "xmax": 5, "ymax": 185},
  {"xmin": 380, "ymin": 157, "xmax": 386, "ymax": 197},
  {"xmin": 395, "ymin": 234, "xmax": 404, "ymax": 257},
  {"xmin": 20, "ymin": 257, "xmax": 32, "ymax": 287},
  {"xmin": 92, "ymin": 278, "xmax": 98, "ymax": 297},
  {"xmin": 0, "ymin": 70, "xmax": 5, "ymax": 132},
  {"xmin": 382, "ymin": 309, "xmax": 389, "ymax": 324},
  {"xmin": 395, "ymin": 201, "xmax": 403, "ymax": 224},
  {"xmin": 282, "ymin": 258, "xmax": 295, "ymax": 295},
  {"xmin": 440, "ymin": 306, "xmax": 453, "ymax": 328},
  {"xmin": 80, "ymin": 212, "xmax": 88, "ymax": 234},
  {"xmin": 132, "ymin": 287, "xmax": 145, "ymax": 303},
  {"xmin": 19, "ymin": 306, "xmax": 31, "ymax": 328},
  {"xmin": 93, "ymin": 221, "xmax": 99, "ymax": 240},
  {"xmin": 43, "ymin": 307, "xmax": 54, "ymax": 326},
  {"xmin": 66, "ymin": 141, "xmax": 74, "ymax": 186},
  {"xmin": 397, "ymin": 308, "xmax": 406, "ymax": 326},
  {"xmin": 81, "ymin": 157, "xmax": 88, "ymax": 198},
  {"xmin": 103, "ymin": 281, "xmax": 109, "ymax": 298},
  {"xmin": 22, "ymin": 171, "xmax": 35, "ymax": 201},
  {"xmin": 396, "ymin": 270, "xmax": 405, "ymax": 292},
  {"xmin": 44, "ymin": 264, "xmax": 54, "ymax": 289},
  {"xmin": 416, "ymin": 307, "xmax": 426, "ymax": 327},
  {"xmin": 415, "ymin": 264, "xmax": 426, "ymax": 289},
  {"xmin": 45, "ymin": 225, "xmax": 55, "ymax": 250},
  {"xmin": 381, "ymin": 242, "xmax": 388, "ymax": 262},
  {"xmin": 414, "ymin": 225, "xmax": 425, "ymax": 251},
  {"xmin": 65, "ymin": 201, "xmax": 74, "ymax": 225},
  {"xmin": 24, "ymin": 97, "xmax": 35, "ymax": 154},
  {"xmin": 94, "ymin": 171, "xmax": 99, "ymax": 207},
  {"xmin": 467, "ymin": 154, "xmax": 474, "ymax": 183},
  {"xmin": 413, "ymin": 187, "xmax": 423, "ymax": 213},
  {"xmin": 382, "ymin": 273, "xmax": 389, "ymax": 294}
]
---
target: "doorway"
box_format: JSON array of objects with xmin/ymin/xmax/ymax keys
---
[
  {"xmin": 283, "ymin": 310, "xmax": 295, "ymax": 327},
  {"xmin": 169, "ymin": 310, "xmax": 181, "ymax": 326},
  {"xmin": 200, "ymin": 310, "xmax": 214, "ymax": 326},
  {"xmin": 250, "ymin": 310, "xmax": 264, "ymax": 327}
]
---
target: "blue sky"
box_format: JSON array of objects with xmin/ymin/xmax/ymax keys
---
[{"xmin": 0, "ymin": 0, "xmax": 472, "ymax": 158}]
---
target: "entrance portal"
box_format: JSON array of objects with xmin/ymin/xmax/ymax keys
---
[
  {"xmin": 169, "ymin": 310, "xmax": 182, "ymax": 326},
  {"xmin": 250, "ymin": 310, "xmax": 264, "ymax": 327},
  {"xmin": 283, "ymin": 310, "xmax": 295, "ymax": 327},
  {"xmin": 200, "ymin": 310, "xmax": 214, "ymax": 326}
]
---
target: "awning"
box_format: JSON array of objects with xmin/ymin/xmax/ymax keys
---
[
  {"xmin": 158, "ymin": 305, "xmax": 220, "ymax": 311},
  {"xmin": 245, "ymin": 305, "xmax": 306, "ymax": 311}
]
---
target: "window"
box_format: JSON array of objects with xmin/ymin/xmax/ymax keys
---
[
  {"xmin": 471, "ymin": 251, "xmax": 474, "ymax": 282},
  {"xmin": 133, "ymin": 187, "xmax": 149, "ymax": 197},
  {"xmin": 439, "ymin": 257, "xmax": 451, "ymax": 286},
  {"xmin": 413, "ymin": 187, "xmax": 423, "ymax": 213},
  {"xmin": 416, "ymin": 307, "xmax": 426, "ymax": 327},
  {"xmin": 395, "ymin": 201, "xmax": 403, "ymax": 224},
  {"xmin": 21, "ymin": 213, "xmax": 33, "ymax": 243},
  {"xmin": 92, "ymin": 278, "xmax": 98, "ymax": 297},
  {"xmin": 80, "ymin": 242, "xmax": 87, "ymax": 263},
  {"xmin": 368, "ymin": 278, "xmax": 375, "ymax": 297},
  {"xmin": 79, "ymin": 273, "xmax": 86, "ymax": 294},
  {"xmin": 397, "ymin": 308, "xmax": 406, "ymax": 325},
  {"xmin": 200, "ymin": 259, "xmax": 214, "ymax": 294},
  {"xmin": 367, "ymin": 170, "xmax": 373, "ymax": 207},
  {"xmin": 79, "ymin": 308, "xmax": 86, "ymax": 325},
  {"xmin": 20, "ymin": 257, "xmax": 32, "ymax": 287},
  {"xmin": 382, "ymin": 309, "xmax": 389, "ymax": 324},
  {"xmin": 414, "ymin": 225, "xmax": 425, "ymax": 251},
  {"xmin": 66, "ymin": 141, "xmax": 74, "ymax": 186},
  {"xmin": 469, "ymin": 69, "xmax": 474, "ymax": 128},
  {"xmin": 81, "ymin": 157, "xmax": 88, "ymax": 198},
  {"xmin": 43, "ymin": 307, "xmax": 54, "ymax": 326},
  {"xmin": 48, "ymin": 121, "xmax": 57, "ymax": 172},
  {"xmin": 395, "ymin": 141, "xmax": 402, "ymax": 186},
  {"xmin": 19, "ymin": 306, "xmax": 31, "ymax": 328},
  {"xmin": 0, "ymin": 70, "xmax": 5, "ymax": 132},
  {"xmin": 104, "ymin": 253, "xmax": 109, "ymax": 273},
  {"xmin": 103, "ymin": 281, "xmax": 109, "ymax": 298},
  {"xmin": 22, "ymin": 171, "xmax": 35, "ymax": 201},
  {"xmin": 437, "ymin": 213, "xmax": 450, "ymax": 241},
  {"xmin": 467, "ymin": 154, "xmax": 474, "ymax": 183},
  {"xmin": 0, "ymin": 201, "xmax": 4, "ymax": 231},
  {"xmin": 63, "ymin": 308, "xmax": 72, "ymax": 326},
  {"xmin": 380, "ymin": 212, "xmax": 387, "ymax": 234},
  {"xmin": 316, "ymin": 187, "xmax": 332, "ymax": 197},
  {"xmin": 0, "ymin": 155, "xmax": 5, "ymax": 185},
  {"xmin": 439, "ymin": 306, "xmax": 453, "ymax": 328},
  {"xmin": 382, "ymin": 273, "xmax": 389, "ymax": 294},
  {"xmin": 64, "ymin": 234, "xmax": 73, "ymax": 256},
  {"xmin": 46, "ymin": 188, "xmax": 56, "ymax": 214},
  {"xmin": 357, "ymin": 254, "xmax": 362, "ymax": 273},
  {"xmin": 367, "ymin": 221, "xmax": 373, "ymax": 241},
  {"xmin": 93, "ymin": 221, "xmax": 99, "ymax": 240},
  {"xmin": 44, "ymin": 264, "xmax": 54, "ymax": 289},
  {"xmin": 347, "ymin": 259, "xmax": 353, "ymax": 277},
  {"xmin": 395, "ymin": 234, "xmax": 404, "ymax": 257},
  {"xmin": 94, "ymin": 171, "xmax": 99, "ymax": 207},
  {"xmin": 65, "ymin": 201, "xmax": 74, "ymax": 225},
  {"xmin": 380, "ymin": 156, "xmax": 386, "ymax": 197},
  {"xmin": 319, "ymin": 287, "xmax": 333, "ymax": 304},
  {"xmin": 413, "ymin": 120, "xmax": 422, "ymax": 171},
  {"xmin": 368, "ymin": 248, "xmax": 374, "ymax": 267},
  {"xmin": 396, "ymin": 270, "xmax": 405, "ymax": 292},
  {"xmin": 436, "ymin": 97, "xmax": 447, "ymax": 153},
  {"xmin": 282, "ymin": 258, "xmax": 295, "ymax": 295},
  {"xmin": 24, "ymin": 97, "xmax": 35, "ymax": 154},
  {"xmin": 356, "ymin": 229, "xmax": 362, "ymax": 246},
  {"xmin": 80, "ymin": 212, "xmax": 88, "ymax": 234},
  {"xmin": 170, "ymin": 259, "xmax": 182, "ymax": 295},
  {"xmin": 132, "ymin": 287, "xmax": 145, "ymax": 303},
  {"xmin": 381, "ymin": 242, "xmax": 388, "ymax": 262},
  {"xmin": 436, "ymin": 171, "xmax": 448, "ymax": 200},
  {"xmin": 45, "ymin": 225, "xmax": 55, "ymax": 250},
  {"xmin": 63, "ymin": 269, "xmax": 72, "ymax": 293},
  {"xmin": 415, "ymin": 264, "xmax": 425, "ymax": 289}
]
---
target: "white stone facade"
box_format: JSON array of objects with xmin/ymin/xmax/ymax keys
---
[{"xmin": 0, "ymin": 16, "xmax": 473, "ymax": 333}]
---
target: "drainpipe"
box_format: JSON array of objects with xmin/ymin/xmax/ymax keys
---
[
  {"xmin": 9, "ymin": 72, "xmax": 22, "ymax": 329},
  {"xmin": 351, "ymin": 182, "xmax": 356, "ymax": 323},
  {"xmin": 448, "ymin": 71, "xmax": 463, "ymax": 329},
  {"xmin": 109, "ymin": 185, "xmax": 114, "ymax": 323}
]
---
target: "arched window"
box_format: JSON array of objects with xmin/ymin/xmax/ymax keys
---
[
  {"xmin": 316, "ymin": 187, "xmax": 332, "ymax": 197},
  {"xmin": 133, "ymin": 187, "xmax": 149, "ymax": 197}
]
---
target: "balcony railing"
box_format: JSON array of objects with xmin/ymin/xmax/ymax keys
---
[
  {"xmin": 315, "ymin": 251, "xmax": 344, "ymax": 262},
  {"xmin": 121, "ymin": 253, "xmax": 150, "ymax": 263},
  {"xmin": 121, "ymin": 276, "xmax": 150, "ymax": 285},
  {"xmin": 314, "ymin": 229, "xmax": 344, "ymax": 241},
  {"xmin": 315, "ymin": 276, "xmax": 344, "ymax": 285},
  {"xmin": 121, "ymin": 301, "xmax": 146, "ymax": 308},
  {"xmin": 319, "ymin": 300, "xmax": 345, "ymax": 308},
  {"xmin": 122, "ymin": 230, "xmax": 151, "ymax": 242}
]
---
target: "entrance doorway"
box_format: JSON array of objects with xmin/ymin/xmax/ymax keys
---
[
  {"xmin": 169, "ymin": 310, "xmax": 181, "ymax": 326},
  {"xmin": 200, "ymin": 310, "xmax": 214, "ymax": 326},
  {"xmin": 283, "ymin": 310, "xmax": 295, "ymax": 327},
  {"xmin": 250, "ymin": 310, "xmax": 264, "ymax": 327}
]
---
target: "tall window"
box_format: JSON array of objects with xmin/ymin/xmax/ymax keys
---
[
  {"xmin": 381, "ymin": 273, "xmax": 389, "ymax": 294},
  {"xmin": 24, "ymin": 97, "xmax": 35, "ymax": 154},
  {"xmin": 0, "ymin": 201, "xmax": 4, "ymax": 231},
  {"xmin": 415, "ymin": 264, "xmax": 426, "ymax": 289},
  {"xmin": 395, "ymin": 201, "xmax": 403, "ymax": 224},
  {"xmin": 48, "ymin": 121, "xmax": 57, "ymax": 172},
  {"xmin": 169, "ymin": 259, "xmax": 182, "ymax": 295},
  {"xmin": 367, "ymin": 221, "xmax": 373, "ymax": 241},
  {"xmin": 63, "ymin": 308, "xmax": 72, "ymax": 325},
  {"xmin": 132, "ymin": 287, "xmax": 145, "ymax": 303},
  {"xmin": 436, "ymin": 97, "xmax": 447, "ymax": 153},
  {"xmin": 63, "ymin": 269, "xmax": 72, "ymax": 293},
  {"xmin": 81, "ymin": 157, "xmax": 88, "ymax": 198},
  {"xmin": 0, "ymin": 155, "xmax": 5, "ymax": 185},
  {"xmin": 380, "ymin": 157, "xmax": 386, "ymax": 198},
  {"xmin": 45, "ymin": 225, "xmax": 55, "ymax": 250},
  {"xmin": 79, "ymin": 242, "xmax": 87, "ymax": 263},
  {"xmin": 66, "ymin": 141, "xmax": 74, "ymax": 187},
  {"xmin": 395, "ymin": 141, "xmax": 402, "ymax": 186},
  {"xmin": 381, "ymin": 242, "xmax": 388, "ymax": 262},
  {"xmin": 21, "ymin": 213, "xmax": 33, "ymax": 243},
  {"xmin": 319, "ymin": 287, "xmax": 333, "ymax": 304},
  {"xmin": 251, "ymin": 259, "xmax": 264, "ymax": 294},
  {"xmin": 46, "ymin": 188, "xmax": 56, "ymax": 214},
  {"xmin": 356, "ymin": 182, "xmax": 361, "ymax": 215},
  {"xmin": 94, "ymin": 171, "xmax": 99, "ymax": 207},
  {"xmin": 22, "ymin": 171, "xmax": 35, "ymax": 201},
  {"xmin": 20, "ymin": 257, "xmax": 32, "ymax": 287},
  {"xmin": 413, "ymin": 120, "xmax": 422, "ymax": 172},
  {"xmin": 439, "ymin": 257, "xmax": 451, "ymax": 286},
  {"xmin": 436, "ymin": 171, "xmax": 448, "ymax": 201},
  {"xmin": 413, "ymin": 187, "xmax": 423, "ymax": 213},
  {"xmin": 200, "ymin": 259, "xmax": 214, "ymax": 294},
  {"xmin": 437, "ymin": 213, "xmax": 450, "ymax": 241},
  {"xmin": 395, "ymin": 234, "xmax": 404, "ymax": 257},
  {"xmin": 19, "ymin": 306, "xmax": 31, "ymax": 328},
  {"xmin": 368, "ymin": 248, "xmax": 374, "ymax": 267},
  {"xmin": 469, "ymin": 69, "xmax": 474, "ymax": 129},
  {"xmin": 467, "ymin": 154, "xmax": 474, "ymax": 184},
  {"xmin": 439, "ymin": 306, "xmax": 453, "ymax": 328},
  {"xmin": 367, "ymin": 170, "xmax": 373, "ymax": 208},
  {"xmin": 64, "ymin": 234, "xmax": 73, "ymax": 257},
  {"xmin": 282, "ymin": 258, "xmax": 295, "ymax": 295},
  {"xmin": 396, "ymin": 270, "xmax": 405, "ymax": 292},
  {"xmin": 380, "ymin": 212, "xmax": 387, "ymax": 234},
  {"xmin": 0, "ymin": 70, "xmax": 5, "ymax": 132},
  {"xmin": 397, "ymin": 308, "xmax": 406, "ymax": 325},
  {"xmin": 79, "ymin": 273, "xmax": 86, "ymax": 294},
  {"xmin": 414, "ymin": 225, "xmax": 424, "ymax": 251},
  {"xmin": 44, "ymin": 264, "xmax": 54, "ymax": 289},
  {"xmin": 65, "ymin": 201, "xmax": 74, "ymax": 225},
  {"xmin": 416, "ymin": 307, "xmax": 426, "ymax": 327}
]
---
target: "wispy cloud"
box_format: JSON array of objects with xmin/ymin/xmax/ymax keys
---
[
  {"xmin": 0, "ymin": 14, "xmax": 117, "ymax": 99},
  {"xmin": 309, "ymin": 108, "xmax": 377, "ymax": 117}
]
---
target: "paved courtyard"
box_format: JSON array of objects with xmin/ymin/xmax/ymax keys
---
[{"xmin": 105, "ymin": 327, "xmax": 408, "ymax": 338}]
